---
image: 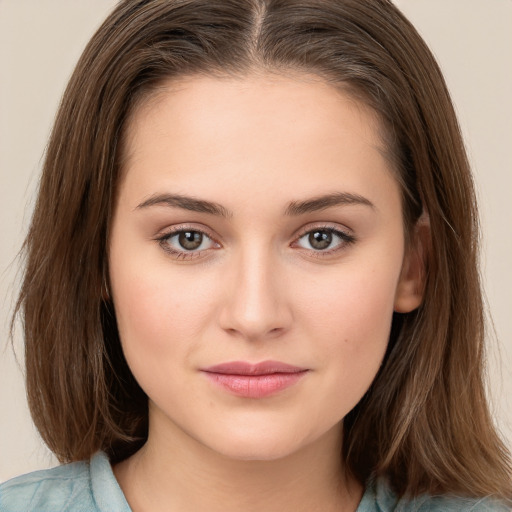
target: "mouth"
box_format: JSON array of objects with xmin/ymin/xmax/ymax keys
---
[{"xmin": 200, "ymin": 360, "xmax": 309, "ymax": 398}]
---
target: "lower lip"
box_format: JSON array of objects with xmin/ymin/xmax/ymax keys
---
[{"xmin": 202, "ymin": 371, "xmax": 308, "ymax": 398}]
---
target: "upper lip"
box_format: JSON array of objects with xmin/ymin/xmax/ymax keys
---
[{"xmin": 202, "ymin": 360, "xmax": 307, "ymax": 376}]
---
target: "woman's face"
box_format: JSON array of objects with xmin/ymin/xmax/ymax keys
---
[{"xmin": 109, "ymin": 73, "xmax": 422, "ymax": 461}]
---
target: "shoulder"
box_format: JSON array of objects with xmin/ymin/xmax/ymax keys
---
[
  {"xmin": 399, "ymin": 495, "xmax": 511, "ymax": 512},
  {"xmin": 0, "ymin": 452, "xmax": 131, "ymax": 512},
  {"xmin": 0, "ymin": 459, "xmax": 94, "ymax": 512},
  {"xmin": 361, "ymin": 476, "xmax": 511, "ymax": 512}
]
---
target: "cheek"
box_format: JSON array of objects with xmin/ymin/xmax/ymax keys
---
[
  {"xmin": 304, "ymin": 261, "xmax": 398, "ymax": 339},
  {"xmin": 298, "ymin": 260, "xmax": 400, "ymax": 403},
  {"xmin": 109, "ymin": 263, "xmax": 220, "ymax": 412},
  {"xmin": 109, "ymin": 253, "xmax": 217, "ymax": 366}
]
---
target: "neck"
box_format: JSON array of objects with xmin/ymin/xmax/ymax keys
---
[{"xmin": 114, "ymin": 417, "xmax": 362, "ymax": 512}]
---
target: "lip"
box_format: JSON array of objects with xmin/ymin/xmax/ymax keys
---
[{"xmin": 201, "ymin": 360, "xmax": 309, "ymax": 398}]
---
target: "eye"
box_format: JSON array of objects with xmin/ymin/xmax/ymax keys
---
[
  {"xmin": 157, "ymin": 228, "xmax": 220, "ymax": 259},
  {"xmin": 294, "ymin": 227, "xmax": 355, "ymax": 253}
]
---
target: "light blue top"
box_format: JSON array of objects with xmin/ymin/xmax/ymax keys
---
[{"xmin": 0, "ymin": 452, "xmax": 509, "ymax": 512}]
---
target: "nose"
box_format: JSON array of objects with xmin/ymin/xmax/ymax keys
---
[{"xmin": 218, "ymin": 246, "xmax": 293, "ymax": 342}]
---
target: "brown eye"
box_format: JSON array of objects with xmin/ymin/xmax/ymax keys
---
[
  {"xmin": 295, "ymin": 227, "xmax": 355, "ymax": 253},
  {"xmin": 159, "ymin": 229, "xmax": 218, "ymax": 256},
  {"xmin": 308, "ymin": 230, "xmax": 332, "ymax": 250},
  {"xmin": 178, "ymin": 231, "xmax": 203, "ymax": 250}
]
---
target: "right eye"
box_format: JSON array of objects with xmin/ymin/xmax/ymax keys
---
[{"xmin": 157, "ymin": 228, "xmax": 220, "ymax": 260}]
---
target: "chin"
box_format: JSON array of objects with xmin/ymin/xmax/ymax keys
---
[
  {"xmin": 197, "ymin": 421, "xmax": 321, "ymax": 463},
  {"xmin": 212, "ymin": 438, "xmax": 304, "ymax": 462}
]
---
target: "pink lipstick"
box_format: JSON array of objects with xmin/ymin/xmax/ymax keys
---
[{"xmin": 201, "ymin": 360, "xmax": 308, "ymax": 398}]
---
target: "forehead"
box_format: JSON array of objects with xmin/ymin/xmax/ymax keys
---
[
  {"xmin": 118, "ymin": 73, "xmax": 396, "ymax": 211},
  {"xmin": 123, "ymin": 72, "xmax": 386, "ymax": 159}
]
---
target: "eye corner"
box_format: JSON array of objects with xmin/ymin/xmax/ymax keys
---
[
  {"xmin": 155, "ymin": 225, "xmax": 222, "ymax": 261},
  {"xmin": 292, "ymin": 224, "xmax": 356, "ymax": 256}
]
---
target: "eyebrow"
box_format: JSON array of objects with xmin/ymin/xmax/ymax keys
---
[
  {"xmin": 284, "ymin": 192, "xmax": 375, "ymax": 216},
  {"xmin": 136, "ymin": 193, "xmax": 232, "ymax": 217},
  {"xmin": 136, "ymin": 191, "xmax": 375, "ymax": 217}
]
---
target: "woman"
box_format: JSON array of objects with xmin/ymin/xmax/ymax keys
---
[{"xmin": 1, "ymin": 0, "xmax": 511, "ymax": 510}]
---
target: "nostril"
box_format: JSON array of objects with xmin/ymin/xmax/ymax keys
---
[{"xmin": 222, "ymin": 324, "xmax": 288, "ymax": 342}]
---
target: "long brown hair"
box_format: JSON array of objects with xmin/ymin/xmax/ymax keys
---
[{"xmin": 14, "ymin": 0, "xmax": 512, "ymax": 499}]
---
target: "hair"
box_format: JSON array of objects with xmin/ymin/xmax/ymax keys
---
[{"xmin": 14, "ymin": 0, "xmax": 512, "ymax": 501}]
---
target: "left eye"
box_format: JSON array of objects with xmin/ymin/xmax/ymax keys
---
[
  {"xmin": 295, "ymin": 228, "xmax": 353, "ymax": 251},
  {"xmin": 162, "ymin": 230, "xmax": 217, "ymax": 252}
]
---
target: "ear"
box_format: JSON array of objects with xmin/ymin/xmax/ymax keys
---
[{"xmin": 394, "ymin": 211, "xmax": 430, "ymax": 313}]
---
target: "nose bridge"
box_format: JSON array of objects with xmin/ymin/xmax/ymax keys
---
[{"xmin": 219, "ymin": 240, "xmax": 291, "ymax": 340}]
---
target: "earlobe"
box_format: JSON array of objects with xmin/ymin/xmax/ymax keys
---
[{"xmin": 394, "ymin": 212, "xmax": 430, "ymax": 313}]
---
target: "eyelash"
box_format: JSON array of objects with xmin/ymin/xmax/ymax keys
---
[
  {"xmin": 155, "ymin": 224, "xmax": 356, "ymax": 261},
  {"xmin": 155, "ymin": 224, "xmax": 220, "ymax": 260},
  {"xmin": 293, "ymin": 225, "xmax": 356, "ymax": 257}
]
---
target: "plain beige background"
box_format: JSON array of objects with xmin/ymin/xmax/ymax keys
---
[{"xmin": 1, "ymin": 0, "xmax": 511, "ymax": 482}]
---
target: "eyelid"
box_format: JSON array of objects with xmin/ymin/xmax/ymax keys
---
[
  {"xmin": 155, "ymin": 222, "xmax": 218, "ymax": 239},
  {"xmin": 291, "ymin": 223, "xmax": 356, "ymax": 256},
  {"xmin": 154, "ymin": 222, "xmax": 356, "ymax": 261},
  {"xmin": 155, "ymin": 223, "xmax": 221, "ymax": 260},
  {"xmin": 293, "ymin": 222, "xmax": 354, "ymax": 239}
]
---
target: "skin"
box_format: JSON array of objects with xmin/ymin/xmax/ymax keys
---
[{"xmin": 110, "ymin": 72, "xmax": 425, "ymax": 512}]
